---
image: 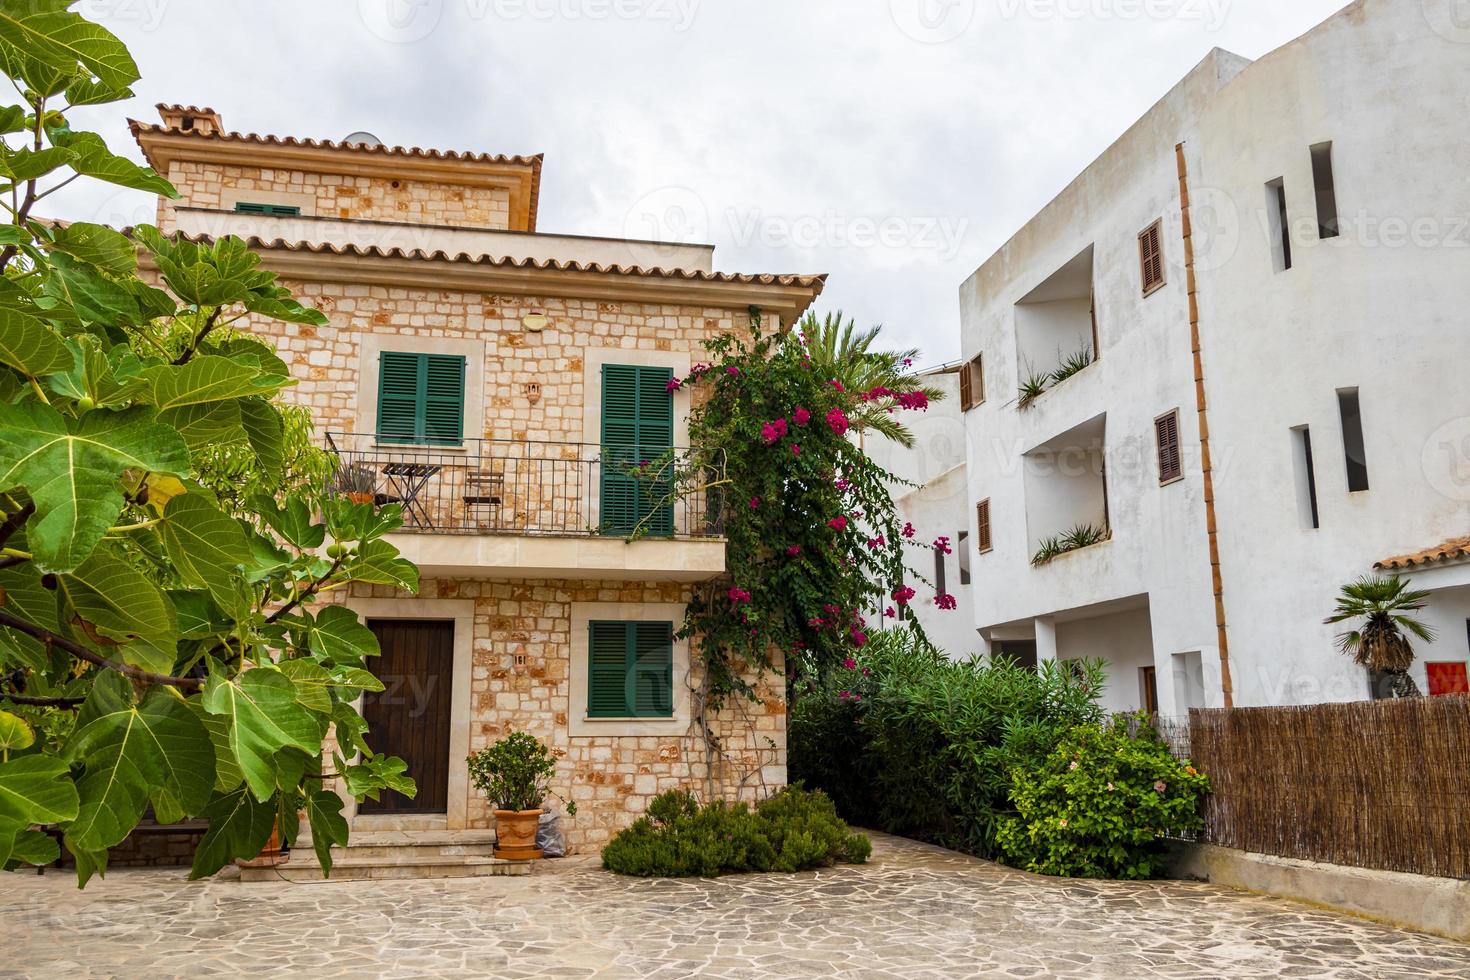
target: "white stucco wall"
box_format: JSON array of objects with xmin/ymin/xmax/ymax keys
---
[{"xmin": 954, "ymin": 0, "xmax": 1470, "ymax": 712}]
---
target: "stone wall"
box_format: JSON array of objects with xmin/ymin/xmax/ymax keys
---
[
  {"xmin": 343, "ymin": 578, "xmax": 787, "ymax": 852},
  {"xmin": 159, "ymin": 159, "xmax": 512, "ymax": 230},
  {"xmin": 243, "ymin": 278, "xmax": 754, "ymax": 446}
]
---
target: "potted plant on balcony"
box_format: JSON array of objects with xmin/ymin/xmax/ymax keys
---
[
  {"xmin": 333, "ymin": 462, "xmax": 379, "ymax": 506},
  {"xmin": 467, "ymin": 731, "xmax": 576, "ymax": 860}
]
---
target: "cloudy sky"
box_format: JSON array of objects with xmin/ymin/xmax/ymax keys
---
[{"xmin": 54, "ymin": 0, "xmax": 1351, "ymax": 367}]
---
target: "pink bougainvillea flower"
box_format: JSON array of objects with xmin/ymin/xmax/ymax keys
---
[
  {"xmin": 902, "ymin": 522, "xmax": 915, "ymax": 539},
  {"xmin": 862, "ymin": 667, "xmax": 872, "ymax": 676},
  {"xmin": 785, "ymin": 545, "xmax": 802, "ymax": 556},
  {"xmin": 809, "ymin": 617, "xmax": 826, "ymax": 628},
  {"xmin": 936, "ymin": 593, "xmax": 958, "ymax": 611},
  {"xmin": 838, "ymin": 690, "xmax": 853, "ymax": 701},
  {"xmin": 828, "ymin": 516, "xmax": 848, "ymax": 532},
  {"xmin": 728, "ymin": 587, "xmax": 752, "ymax": 604},
  {"xmin": 726, "ymin": 366, "xmax": 740, "ymax": 375},
  {"xmin": 824, "ymin": 604, "xmax": 841, "ymax": 616},
  {"xmin": 793, "ymin": 406, "xmax": 811, "ymax": 426},
  {"xmin": 896, "ymin": 390, "xmax": 929, "ymax": 411},
  {"xmin": 690, "ymin": 362, "xmax": 710, "ymax": 375},
  {"xmin": 866, "ymin": 536, "xmax": 885, "ymax": 551},
  {"xmin": 860, "ymin": 385, "xmax": 893, "ymax": 403},
  {"xmin": 892, "ymin": 586, "xmax": 916, "ymax": 606},
  {"xmin": 665, "ymin": 378, "xmax": 682, "ymax": 393},
  {"xmin": 761, "ymin": 422, "xmax": 780, "ymax": 445},
  {"xmin": 1154, "ymin": 780, "xmax": 1168, "ymax": 794},
  {"xmin": 934, "ymin": 536, "xmax": 952, "ymax": 555},
  {"xmin": 749, "ymin": 496, "xmax": 761, "ymax": 509},
  {"xmin": 829, "ymin": 379, "xmax": 846, "ymax": 393},
  {"xmin": 826, "ymin": 407, "xmax": 850, "ymax": 436},
  {"xmin": 842, "ymin": 657, "xmax": 858, "ymax": 670},
  {"xmin": 791, "ymin": 444, "xmax": 801, "ymax": 455},
  {"xmin": 883, "ymin": 606, "xmax": 896, "ymax": 618},
  {"xmin": 835, "ymin": 477, "xmax": 850, "ymax": 492},
  {"xmin": 850, "ymin": 630, "xmax": 868, "ymax": 648},
  {"xmin": 903, "ymin": 357, "xmax": 913, "ymax": 368}
]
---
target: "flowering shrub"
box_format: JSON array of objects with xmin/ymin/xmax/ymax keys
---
[
  {"xmin": 790, "ymin": 631, "xmax": 1104, "ymax": 854},
  {"xmin": 995, "ymin": 716, "xmax": 1210, "ymax": 880},
  {"xmin": 676, "ymin": 313, "xmax": 934, "ymax": 700},
  {"xmin": 601, "ymin": 786, "xmax": 870, "ymax": 877}
]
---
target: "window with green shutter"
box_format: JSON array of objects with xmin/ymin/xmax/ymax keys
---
[
  {"xmin": 587, "ymin": 621, "xmax": 674, "ymax": 718},
  {"xmin": 234, "ymin": 202, "xmax": 302, "ymax": 216},
  {"xmin": 600, "ymin": 364, "xmax": 674, "ymax": 536},
  {"xmin": 376, "ymin": 351, "xmax": 465, "ymax": 446}
]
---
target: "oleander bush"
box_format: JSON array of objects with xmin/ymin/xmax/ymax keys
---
[
  {"xmin": 995, "ymin": 716, "xmax": 1210, "ymax": 880},
  {"xmin": 601, "ymin": 786, "xmax": 869, "ymax": 877}
]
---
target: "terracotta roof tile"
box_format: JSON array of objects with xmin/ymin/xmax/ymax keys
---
[
  {"xmin": 1375, "ymin": 536, "xmax": 1470, "ymax": 571},
  {"xmin": 172, "ymin": 230, "xmax": 828, "ymax": 291},
  {"xmin": 128, "ymin": 118, "xmax": 543, "ymax": 169},
  {"xmin": 155, "ymin": 103, "xmax": 218, "ymax": 117}
]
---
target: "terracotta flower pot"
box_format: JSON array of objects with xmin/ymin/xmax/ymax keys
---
[{"xmin": 494, "ymin": 808, "xmax": 544, "ymax": 860}]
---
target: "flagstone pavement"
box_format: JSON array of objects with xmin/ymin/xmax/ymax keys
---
[{"xmin": 4, "ymin": 834, "xmax": 1468, "ymax": 979}]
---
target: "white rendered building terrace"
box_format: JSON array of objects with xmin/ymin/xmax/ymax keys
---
[{"xmin": 949, "ymin": 0, "xmax": 1470, "ymax": 714}]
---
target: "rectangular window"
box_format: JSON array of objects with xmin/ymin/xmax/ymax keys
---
[
  {"xmin": 1138, "ymin": 220, "xmax": 1166, "ymax": 295},
  {"xmin": 234, "ymin": 201, "xmax": 302, "ymax": 217},
  {"xmin": 1426, "ymin": 662, "xmax": 1470, "ymax": 697},
  {"xmin": 1266, "ymin": 178, "xmax": 1292, "ymax": 272},
  {"xmin": 958, "ymin": 530, "xmax": 971, "ymax": 585},
  {"xmin": 376, "ymin": 351, "xmax": 465, "ymax": 445},
  {"xmin": 587, "ymin": 621, "xmax": 674, "ymax": 718},
  {"xmin": 1310, "ymin": 142, "xmax": 1340, "ymax": 240},
  {"xmin": 959, "ymin": 353, "xmax": 984, "ymax": 411},
  {"xmin": 1337, "ymin": 387, "xmax": 1370, "ymax": 492},
  {"xmin": 934, "ymin": 547, "xmax": 947, "ymax": 596},
  {"xmin": 1154, "ymin": 410, "xmax": 1182, "ymax": 484},
  {"xmin": 976, "ymin": 499, "xmax": 993, "ymax": 554},
  {"xmin": 600, "ymin": 364, "xmax": 674, "ymax": 536},
  {"xmin": 1292, "ymin": 425, "xmax": 1320, "ymax": 529}
]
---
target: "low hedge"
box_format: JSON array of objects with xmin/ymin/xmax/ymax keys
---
[{"xmin": 601, "ymin": 786, "xmax": 871, "ymax": 878}]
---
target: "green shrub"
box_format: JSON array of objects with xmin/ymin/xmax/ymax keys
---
[
  {"xmin": 601, "ymin": 786, "xmax": 868, "ymax": 877},
  {"xmin": 995, "ymin": 715, "xmax": 1210, "ymax": 880},
  {"xmin": 791, "ymin": 630, "xmax": 1104, "ymax": 857}
]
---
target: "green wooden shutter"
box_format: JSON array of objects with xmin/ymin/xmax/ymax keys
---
[
  {"xmin": 600, "ymin": 364, "xmax": 673, "ymax": 536},
  {"xmin": 587, "ymin": 621, "xmax": 673, "ymax": 718},
  {"xmin": 423, "ymin": 354, "xmax": 465, "ymax": 445},
  {"xmin": 376, "ymin": 352, "xmax": 465, "ymax": 445},
  {"xmin": 588, "ymin": 621, "xmax": 630, "ymax": 717},
  {"xmin": 234, "ymin": 202, "xmax": 302, "ymax": 216},
  {"xmin": 632, "ymin": 622, "xmax": 674, "ymax": 716}
]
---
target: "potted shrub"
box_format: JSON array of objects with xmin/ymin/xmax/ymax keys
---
[
  {"xmin": 467, "ymin": 731, "xmax": 576, "ymax": 860},
  {"xmin": 333, "ymin": 462, "xmax": 379, "ymax": 505}
]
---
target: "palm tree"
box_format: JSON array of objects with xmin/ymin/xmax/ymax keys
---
[
  {"xmin": 1324, "ymin": 575, "xmax": 1437, "ymax": 698},
  {"xmin": 797, "ymin": 310, "xmax": 945, "ymax": 448}
]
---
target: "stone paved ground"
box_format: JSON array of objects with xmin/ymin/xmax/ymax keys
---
[{"xmin": 4, "ymin": 835, "xmax": 1469, "ymax": 979}]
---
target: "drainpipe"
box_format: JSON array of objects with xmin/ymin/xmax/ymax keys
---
[{"xmin": 1174, "ymin": 142, "xmax": 1235, "ymax": 708}]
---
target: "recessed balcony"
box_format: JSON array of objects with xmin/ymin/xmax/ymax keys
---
[{"xmin": 325, "ymin": 433, "xmax": 727, "ymax": 581}]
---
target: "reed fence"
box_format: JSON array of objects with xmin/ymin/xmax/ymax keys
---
[{"xmin": 1188, "ymin": 695, "xmax": 1470, "ymax": 879}]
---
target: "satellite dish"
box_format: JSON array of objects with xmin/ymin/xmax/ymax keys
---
[{"xmin": 342, "ymin": 131, "xmax": 383, "ymax": 147}]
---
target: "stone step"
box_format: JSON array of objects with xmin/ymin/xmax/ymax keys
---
[
  {"xmin": 241, "ymin": 854, "xmax": 531, "ymax": 883},
  {"xmin": 290, "ymin": 841, "xmax": 498, "ymax": 864}
]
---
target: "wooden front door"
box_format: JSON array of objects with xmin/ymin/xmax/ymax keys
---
[{"xmin": 358, "ymin": 619, "xmax": 454, "ymax": 815}]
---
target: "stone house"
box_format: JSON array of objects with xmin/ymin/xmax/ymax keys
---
[{"xmin": 132, "ymin": 105, "xmax": 824, "ymax": 873}]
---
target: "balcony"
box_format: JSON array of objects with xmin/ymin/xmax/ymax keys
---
[{"xmin": 325, "ymin": 433, "xmax": 728, "ymax": 582}]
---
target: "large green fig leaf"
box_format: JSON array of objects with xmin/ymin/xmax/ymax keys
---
[
  {"xmin": 202, "ymin": 668, "xmax": 323, "ymax": 802},
  {"xmin": 0, "ymin": 755, "xmax": 79, "ymax": 865},
  {"xmin": 159, "ymin": 494, "xmax": 251, "ymax": 604},
  {"xmin": 305, "ymin": 788, "xmax": 348, "ymax": 876},
  {"xmin": 188, "ymin": 785, "xmax": 275, "ymax": 880},
  {"xmin": 0, "ymin": 7, "xmax": 139, "ymax": 90},
  {"xmin": 0, "ymin": 306, "xmax": 71, "ymax": 377},
  {"xmin": 56, "ymin": 544, "xmax": 177, "ymax": 647},
  {"xmin": 62, "ymin": 675, "xmax": 213, "ymax": 850},
  {"xmin": 0, "ymin": 402, "xmax": 190, "ymax": 571},
  {"xmin": 147, "ymin": 354, "xmax": 284, "ymax": 410}
]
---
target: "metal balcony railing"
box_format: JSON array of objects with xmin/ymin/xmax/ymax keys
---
[{"xmin": 324, "ymin": 433, "xmax": 727, "ymax": 539}]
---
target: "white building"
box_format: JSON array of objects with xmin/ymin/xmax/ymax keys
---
[
  {"xmin": 864, "ymin": 365, "xmax": 979, "ymax": 658},
  {"xmin": 954, "ymin": 0, "xmax": 1470, "ymax": 715}
]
